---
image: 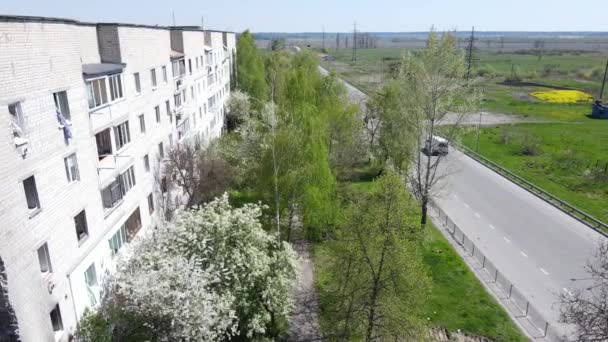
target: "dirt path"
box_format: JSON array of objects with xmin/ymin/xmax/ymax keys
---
[{"xmin": 287, "ymin": 239, "xmax": 323, "ymax": 341}]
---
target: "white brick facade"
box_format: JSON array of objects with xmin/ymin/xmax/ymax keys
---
[{"xmin": 0, "ymin": 15, "xmax": 236, "ymax": 342}]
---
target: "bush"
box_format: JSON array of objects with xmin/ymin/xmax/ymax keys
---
[
  {"xmin": 499, "ymin": 126, "xmax": 515, "ymax": 145},
  {"xmin": 519, "ymin": 130, "xmax": 542, "ymax": 156},
  {"xmin": 477, "ymin": 65, "xmax": 497, "ymax": 78}
]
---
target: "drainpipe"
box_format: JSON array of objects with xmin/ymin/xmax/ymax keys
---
[{"xmin": 67, "ymin": 273, "xmax": 79, "ymax": 331}]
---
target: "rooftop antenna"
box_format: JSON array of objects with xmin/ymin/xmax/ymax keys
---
[
  {"xmin": 172, "ymin": 11, "xmax": 176, "ymax": 26},
  {"xmin": 201, "ymin": 16, "xmax": 204, "ymax": 30}
]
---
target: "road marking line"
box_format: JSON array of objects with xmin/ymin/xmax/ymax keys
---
[
  {"xmin": 520, "ymin": 251, "xmax": 528, "ymax": 258},
  {"xmin": 503, "ymin": 237, "xmax": 511, "ymax": 243},
  {"xmin": 464, "ymin": 203, "xmax": 470, "ymax": 208},
  {"xmin": 489, "ymin": 224, "xmax": 496, "ymax": 230},
  {"xmin": 540, "ymin": 268, "xmax": 550, "ymax": 276},
  {"xmin": 474, "ymin": 212, "xmax": 481, "ymax": 218}
]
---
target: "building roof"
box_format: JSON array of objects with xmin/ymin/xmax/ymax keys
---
[{"xmin": 82, "ymin": 63, "xmax": 126, "ymax": 78}]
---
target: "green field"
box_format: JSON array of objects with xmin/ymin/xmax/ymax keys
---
[
  {"xmin": 321, "ymin": 47, "xmax": 608, "ymax": 223},
  {"xmin": 314, "ymin": 178, "xmax": 527, "ymax": 341}
]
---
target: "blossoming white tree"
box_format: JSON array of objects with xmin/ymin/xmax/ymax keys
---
[{"xmin": 78, "ymin": 194, "xmax": 298, "ymax": 341}]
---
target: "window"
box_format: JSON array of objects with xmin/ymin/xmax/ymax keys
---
[
  {"xmin": 172, "ymin": 59, "xmax": 186, "ymax": 78},
  {"xmin": 53, "ymin": 91, "xmax": 71, "ymax": 120},
  {"xmin": 86, "ymin": 78, "xmax": 108, "ymax": 109},
  {"xmin": 174, "ymin": 92, "xmax": 183, "ymax": 108},
  {"xmin": 139, "ymin": 114, "xmax": 146, "ymax": 134},
  {"xmin": 148, "ymin": 193, "xmax": 154, "ymax": 214},
  {"xmin": 150, "ymin": 68, "xmax": 157, "ymax": 88},
  {"xmin": 162, "ymin": 66, "xmax": 168, "ymax": 83},
  {"xmin": 74, "ymin": 210, "xmax": 89, "ymax": 242},
  {"xmin": 84, "ymin": 264, "xmax": 98, "ymax": 288},
  {"xmin": 125, "ymin": 208, "xmax": 142, "ymax": 240},
  {"xmin": 158, "ymin": 142, "xmax": 164, "ymax": 158},
  {"xmin": 108, "ymin": 74, "xmax": 124, "ymax": 101},
  {"xmin": 191, "ymin": 86, "xmax": 195, "ymax": 100},
  {"xmin": 101, "ymin": 166, "xmax": 135, "ymax": 210},
  {"xmin": 165, "ymin": 100, "xmax": 171, "ymax": 116},
  {"xmin": 37, "ymin": 243, "xmax": 52, "ymax": 274},
  {"xmin": 169, "ymin": 133, "xmax": 173, "ymax": 147},
  {"xmin": 50, "ymin": 304, "xmax": 63, "ymax": 332},
  {"xmin": 114, "ymin": 121, "xmax": 131, "ymax": 150},
  {"xmin": 134, "ymin": 73, "xmax": 141, "ymax": 94},
  {"xmin": 8, "ymin": 102, "xmax": 25, "ymax": 137},
  {"xmin": 95, "ymin": 128, "xmax": 112, "ymax": 160},
  {"xmin": 155, "ymin": 105, "xmax": 161, "ymax": 123},
  {"xmin": 161, "ymin": 177, "xmax": 168, "ymax": 193},
  {"xmin": 64, "ymin": 153, "xmax": 80, "ymax": 182},
  {"xmin": 23, "ymin": 176, "xmax": 40, "ymax": 212},
  {"xmin": 188, "ymin": 59, "xmax": 192, "ymax": 74},
  {"xmin": 196, "ymin": 57, "xmax": 199, "ymax": 69},
  {"xmin": 143, "ymin": 154, "xmax": 150, "ymax": 172},
  {"xmin": 109, "ymin": 224, "xmax": 128, "ymax": 256},
  {"xmin": 84, "ymin": 263, "xmax": 98, "ymax": 306}
]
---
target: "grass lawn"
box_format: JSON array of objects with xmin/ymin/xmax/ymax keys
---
[
  {"xmin": 314, "ymin": 178, "xmax": 527, "ymax": 342},
  {"xmin": 462, "ymin": 121, "xmax": 608, "ymax": 223}
]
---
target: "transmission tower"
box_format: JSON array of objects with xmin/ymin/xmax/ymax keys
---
[
  {"xmin": 322, "ymin": 26, "xmax": 325, "ymax": 50},
  {"xmin": 465, "ymin": 26, "xmax": 479, "ymax": 82},
  {"xmin": 352, "ymin": 21, "xmax": 357, "ymax": 62}
]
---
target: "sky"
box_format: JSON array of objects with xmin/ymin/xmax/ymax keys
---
[{"xmin": 1, "ymin": 0, "xmax": 608, "ymax": 33}]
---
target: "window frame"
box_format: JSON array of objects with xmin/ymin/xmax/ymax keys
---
[
  {"xmin": 64, "ymin": 153, "xmax": 80, "ymax": 183},
  {"xmin": 108, "ymin": 74, "xmax": 124, "ymax": 101},
  {"xmin": 23, "ymin": 175, "xmax": 41, "ymax": 215},
  {"xmin": 155, "ymin": 105, "xmax": 161, "ymax": 124},
  {"xmin": 162, "ymin": 65, "xmax": 168, "ymax": 83},
  {"xmin": 53, "ymin": 91, "xmax": 71, "ymax": 120},
  {"xmin": 134, "ymin": 72, "xmax": 141, "ymax": 95},
  {"xmin": 114, "ymin": 120, "xmax": 131, "ymax": 151},
  {"xmin": 37, "ymin": 243, "xmax": 53, "ymax": 274},
  {"xmin": 143, "ymin": 154, "xmax": 150, "ymax": 173},
  {"xmin": 150, "ymin": 68, "xmax": 157, "ymax": 88},
  {"xmin": 74, "ymin": 210, "xmax": 89, "ymax": 243},
  {"xmin": 50, "ymin": 304, "xmax": 64, "ymax": 332}
]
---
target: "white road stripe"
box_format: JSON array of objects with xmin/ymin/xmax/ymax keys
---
[
  {"xmin": 474, "ymin": 212, "xmax": 481, "ymax": 218},
  {"xmin": 520, "ymin": 251, "xmax": 528, "ymax": 258},
  {"xmin": 540, "ymin": 268, "xmax": 550, "ymax": 276},
  {"xmin": 489, "ymin": 224, "xmax": 496, "ymax": 230},
  {"xmin": 503, "ymin": 237, "xmax": 511, "ymax": 243}
]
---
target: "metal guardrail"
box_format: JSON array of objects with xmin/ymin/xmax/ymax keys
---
[
  {"xmin": 429, "ymin": 199, "xmax": 562, "ymax": 341},
  {"xmin": 455, "ymin": 143, "xmax": 608, "ymax": 237}
]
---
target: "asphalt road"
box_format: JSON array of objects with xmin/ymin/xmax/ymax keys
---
[
  {"xmin": 322, "ymin": 64, "xmax": 606, "ymax": 338},
  {"xmin": 433, "ymin": 150, "xmax": 604, "ymax": 337}
]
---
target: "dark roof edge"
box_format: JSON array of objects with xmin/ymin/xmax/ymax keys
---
[{"xmin": 0, "ymin": 14, "xmax": 235, "ymax": 33}]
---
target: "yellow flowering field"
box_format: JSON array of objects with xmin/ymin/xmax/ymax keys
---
[{"xmin": 530, "ymin": 89, "xmax": 593, "ymax": 103}]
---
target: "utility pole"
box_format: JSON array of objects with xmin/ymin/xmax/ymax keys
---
[
  {"xmin": 322, "ymin": 26, "xmax": 326, "ymax": 50},
  {"xmin": 600, "ymin": 58, "xmax": 608, "ymax": 101},
  {"xmin": 172, "ymin": 11, "xmax": 176, "ymax": 26},
  {"xmin": 352, "ymin": 21, "xmax": 357, "ymax": 62},
  {"xmin": 336, "ymin": 32, "xmax": 340, "ymax": 49}
]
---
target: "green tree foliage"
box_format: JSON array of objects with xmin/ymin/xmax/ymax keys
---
[
  {"xmin": 326, "ymin": 172, "xmax": 432, "ymax": 341},
  {"xmin": 237, "ymin": 30, "xmax": 268, "ymax": 105}
]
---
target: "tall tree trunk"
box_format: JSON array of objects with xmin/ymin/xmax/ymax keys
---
[{"xmin": 420, "ymin": 199, "xmax": 428, "ymax": 225}]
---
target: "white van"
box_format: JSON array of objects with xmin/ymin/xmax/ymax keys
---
[{"xmin": 424, "ymin": 135, "xmax": 449, "ymax": 156}]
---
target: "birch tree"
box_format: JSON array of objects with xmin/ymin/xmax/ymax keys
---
[{"xmin": 389, "ymin": 31, "xmax": 479, "ymax": 225}]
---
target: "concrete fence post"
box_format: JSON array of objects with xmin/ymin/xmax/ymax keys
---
[
  {"xmin": 525, "ymin": 302, "xmax": 529, "ymax": 316},
  {"xmin": 494, "ymin": 269, "xmax": 498, "ymax": 282},
  {"xmin": 508, "ymin": 284, "xmax": 513, "ymax": 298},
  {"xmin": 482, "ymin": 256, "xmax": 486, "ymax": 268},
  {"xmin": 471, "ymin": 244, "xmax": 475, "ymax": 257},
  {"xmin": 543, "ymin": 322, "xmax": 549, "ymax": 337},
  {"xmin": 461, "ymin": 233, "xmax": 465, "ymax": 245}
]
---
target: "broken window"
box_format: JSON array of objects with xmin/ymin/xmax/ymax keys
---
[
  {"xmin": 95, "ymin": 128, "xmax": 112, "ymax": 160},
  {"xmin": 74, "ymin": 210, "xmax": 89, "ymax": 243}
]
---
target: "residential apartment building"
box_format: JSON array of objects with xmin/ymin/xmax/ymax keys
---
[{"xmin": 0, "ymin": 15, "xmax": 236, "ymax": 341}]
